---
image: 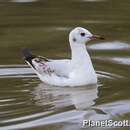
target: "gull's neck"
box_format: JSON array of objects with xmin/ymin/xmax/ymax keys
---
[
  {"xmin": 70, "ymin": 41, "xmax": 97, "ymax": 84},
  {"xmin": 70, "ymin": 42, "xmax": 92, "ymax": 67}
]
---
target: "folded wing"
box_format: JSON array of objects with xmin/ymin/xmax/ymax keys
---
[
  {"xmin": 21, "ymin": 48, "xmax": 71, "ymax": 78},
  {"xmin": 32, "ymin": 57, "xmax": 71, "ymax": 78}
]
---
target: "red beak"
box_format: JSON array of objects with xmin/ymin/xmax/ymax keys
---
[{"xmin": 89, "ymin": 35, "xmax": 105, "ymax": 40}]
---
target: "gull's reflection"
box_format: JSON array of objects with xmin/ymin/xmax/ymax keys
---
[{"xmin": 32, "ymin": 83, "xmax": 98, "ymax": 110}]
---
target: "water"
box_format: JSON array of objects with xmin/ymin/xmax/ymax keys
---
[{"xmin": 0, "ymin": 0, "xmax": 130, "ymax": 130}]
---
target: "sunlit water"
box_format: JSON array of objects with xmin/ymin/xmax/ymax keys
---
[{"xmin": 0, "ymin": 0, "xmax": 130, "ymax": 130}]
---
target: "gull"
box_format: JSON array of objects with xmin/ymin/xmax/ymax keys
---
[{"xmin": 21, "ymin": 27, "xmax": 104, "ymax": 87}]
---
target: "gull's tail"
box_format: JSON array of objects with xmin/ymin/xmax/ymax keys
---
[{"xmin": 21, "ymin": 48, "xmax": 36, "ymax": 68}]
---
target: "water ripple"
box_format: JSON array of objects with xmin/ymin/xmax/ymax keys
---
[{"xmin": 88, "ymin": 41, "xmax": 130, "ymax": 50}]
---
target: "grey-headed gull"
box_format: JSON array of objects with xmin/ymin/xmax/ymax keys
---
[{"xmin": 21, "ymin": 27, "xmax": 104, "ymax": 86}]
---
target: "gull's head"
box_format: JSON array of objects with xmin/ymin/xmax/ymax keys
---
[{"xmin": 69, "ymin": 27, "xmax": 104, "ymax": 44}]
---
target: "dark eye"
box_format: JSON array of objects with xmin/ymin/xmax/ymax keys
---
[{"xmin": 80, "ymin": 33, "xmax": 85, "ymax": 37}]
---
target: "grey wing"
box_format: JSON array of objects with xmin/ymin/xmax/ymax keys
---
[
  {"xmin": 31, "ymin": 56, "xmax": 71, "ymax": 77},
  {"xmin": 21, "ymin": 48, "xmax": 70, "ymax": 77},
  {"xmin": 47, "ymin": 59, "xmax": 71, "ymax": 77}
]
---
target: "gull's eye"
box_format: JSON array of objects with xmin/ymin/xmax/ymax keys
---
[{"xmin": 80, "ymin": 32, "xmax": 85, "ymax": 37}]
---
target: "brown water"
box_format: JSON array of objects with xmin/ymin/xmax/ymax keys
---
[{"xmin": 0, "ymin": 0, "xmax": 130, "ymax": 130}]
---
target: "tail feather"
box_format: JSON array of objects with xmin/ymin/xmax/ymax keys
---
[{"xmin": 21, "ymin": 48, "xmax": 36, "ymax": 68}]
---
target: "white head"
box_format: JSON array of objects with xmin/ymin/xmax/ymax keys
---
[{"xmin": 69, "ymin": 27, "xmax": 104, "ymax": 45}]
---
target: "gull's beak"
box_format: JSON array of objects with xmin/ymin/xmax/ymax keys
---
[{"xmin": 89, "ymin": 35, "xmax": 105, "ymax": 40}]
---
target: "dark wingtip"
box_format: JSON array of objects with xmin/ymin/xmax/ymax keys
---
[
  {"xmin": 21, "ymin": 48, "xmax": 36, "ymax": 60},
  {"xmin": 21, "ymin": 48, "xmax": 29, "ymax": 58},
  {"xmin": 21, "ymin": 48, "xmax": 36, "ymax": 69}
]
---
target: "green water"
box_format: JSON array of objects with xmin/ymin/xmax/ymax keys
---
[{"xmin": 0, "ymin": 0, "xmax": 130, "ymax": 130}]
